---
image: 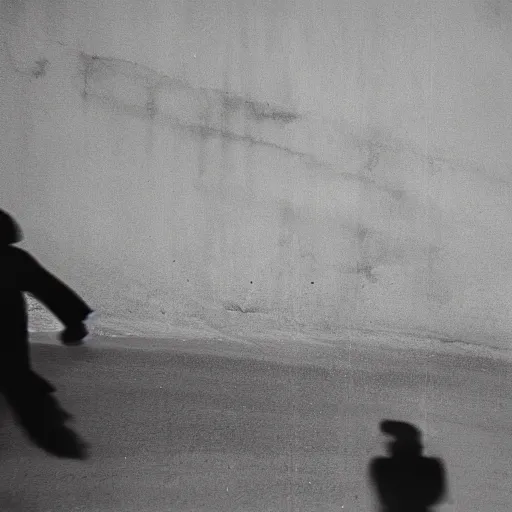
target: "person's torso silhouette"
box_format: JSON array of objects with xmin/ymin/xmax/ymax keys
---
[
  {"xmin": 0, "ymin": 243, "xmax": 93, "ymax": 374},
  {"xmin": 0, "ymin": 209, "xmax": 93, "ymax": 459}
]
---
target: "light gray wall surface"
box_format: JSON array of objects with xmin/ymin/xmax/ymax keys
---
[{"xmin": 2, "ymin": 0, "xmax": 512, "ymax": 348}]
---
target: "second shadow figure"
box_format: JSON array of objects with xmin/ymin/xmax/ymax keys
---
[
  {"xmin": 0, "ymin": 209, "xmax": 94, "ymax": 459},
  {"xmin": 369, "ymin": 420, "xmax": 447, "ymax": 512}
]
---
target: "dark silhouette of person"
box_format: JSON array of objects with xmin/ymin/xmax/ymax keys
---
[
  {"xmin": 369, "ymin": 420, "xmax": 447, "ymax": 512},
  {"xmin": 0, "ymin": 209, "xmax": 94, "ymax": 459}
]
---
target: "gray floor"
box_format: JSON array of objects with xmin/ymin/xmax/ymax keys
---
[{"xmin": 0, "ymin": 334, "xmax": 510, "ymax": 511}]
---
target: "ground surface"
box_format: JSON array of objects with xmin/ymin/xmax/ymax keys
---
[{"xmin": 0, "ymin": 333, "xmax": 511, "ymax": 511}]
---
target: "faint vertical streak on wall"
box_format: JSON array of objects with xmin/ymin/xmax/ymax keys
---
[
  {"xmin": 0, "ymin": 19, "xmax": 31, "ymax": 167},
  {"xmin": 352, "ymin": 1, "xmax": 369, "ymax": 328},
  {"xmin": 239, "ymin": 0, "xmax": 250, "ymax": 97},
  {"xmin": 354, "ymin": 138, "xmax": 383, "ymax": 320},
  {"xmin": 277, "ymin": 200, "xmax": 296, "ymax": 323},
  {"xmin": 421, "ymin": 1, "xmax": 434, "ymax": 428},
  {"xmin": 282, "ymin": 3, "xmax": 295, "ymax": 114},
  {"xmin": 426, "ymin": 161, "xmax": 439, "ymax": 308},
  {"xmin": 422, "ymin": 1, "xmax": 434, "ymax": 322},
  {"xmin": 79, "ymin": 52, "xmax": 93, "ymax": 101},
  {"xmin": 145, "ymin": 85, "xmax": 157, "ymax": 156},
  {"xmin": 217, "ymin": 54, "xmax": 233, "ymax": 291},
  {"xmin": 425, "ymin": 159, "xmax": 451, "ymax": 309}
]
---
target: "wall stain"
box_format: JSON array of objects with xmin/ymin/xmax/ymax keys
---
[
  {"xmin": 183, "ymin": 119, "xmax": 321, "ymax": 168},
  {"xmin": 389, "ymin": 189, "xmax": 406, "ymax": 202},
  {"xmin": 223, "ymin": 302, "xmax": 261, "ymax": 314},
  {"xmin": 80, "ymin": 52, "xmax": 299, "ymax": 125},
  {"xmin": 299, "ymin": 249, "xmax": 317, "ymax": 264},
  {"xmin": 478, "ymin": 0, "xmax": 512, "ymax": 29},
  {"xmin": 247, "ymin": 100, "xmax": 299, "ymax": 124},
  {"xmin": 77, "ymin": 52, "xmax": 476, "ymax": 207},
  {"xmin": 79, "ymin": 53, "xmax": 96, "ymax": 99},
  {"xmin": 79, "ymin": 52, "xmax": 313, "ymax": 163},
  {"xmin": 221, "ymin": 93, "xmax": 299, "ymax": 124},
  {"xmin": 354, "ymin": 222, "xmax": 434, "ymax": 284},
  {"xmin": 32, "ymin": 58, "xmax": 49, "ymax": 78},
  {"xmin": 2, "ymin": 34, "xmax": 50, "ymax": 79},
  {"xmin": 356, "ymin": 225, "xmax": 369, "ymax": 243},
  {"xmin": 145, "ymin": 91, "xmax": 157, "ymax": 120},
  {"xmin": 356, "ymin": 262, "xmax": 378, "ymax": 283},
  {"xmin": 362, "ymin": 140, "xmax": 384, "ymax": 175},
  {"xmin": 278, "ymin": 201, "xmax": 297, "ymax": 248}
]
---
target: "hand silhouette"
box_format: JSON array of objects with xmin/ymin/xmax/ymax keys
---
[{"xmin": 60, "ymin": 322, "xmax": 88, "ymax": 345}]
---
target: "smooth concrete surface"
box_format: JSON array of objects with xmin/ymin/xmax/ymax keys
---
[
  {"xmin": 0, "ymin": 333, "xmax": 511, "ymax": 511},
  {"xmin": 2, "ymin": 1, "xmax": 512, "ymax": 347}
]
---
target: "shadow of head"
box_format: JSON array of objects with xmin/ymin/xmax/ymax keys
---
[
  {"xmin": 368, "ymin": 420, "xmax": 447, "ymax": 512},
  {"xmin": 0, "ymin": 209, "xmax": 23, "ymax": 245}
]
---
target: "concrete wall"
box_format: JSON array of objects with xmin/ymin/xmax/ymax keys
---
[{"xmin": 2, "ymin": 0, "xmax": 512, "ymax": 348}]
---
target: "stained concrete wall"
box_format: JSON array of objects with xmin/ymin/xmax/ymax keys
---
[{"xmin": 2, "ymin": 0, "xmax": 512, "ymax": 348}]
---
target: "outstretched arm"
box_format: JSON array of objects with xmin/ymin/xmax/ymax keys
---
[{"xmin": 14, "ymin": 247, "xmax": 93, "ymax": 328}]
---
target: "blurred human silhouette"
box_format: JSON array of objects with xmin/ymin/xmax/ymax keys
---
[
  {"xmin": 0, "ymin": 209, "xmax": 94, "ymax": 459},
  {"xmin": 369, "ymin": 420, "xmax": 447, "ymax": 512}
]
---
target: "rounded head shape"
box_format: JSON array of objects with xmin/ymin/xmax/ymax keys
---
[
  {"xmin": 380, "ymin": 420, "xmax": 423, "ymax": 457},
  {"xmin": 0, "ymin": 209, "xmax": 23, "ymax": 244}
]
